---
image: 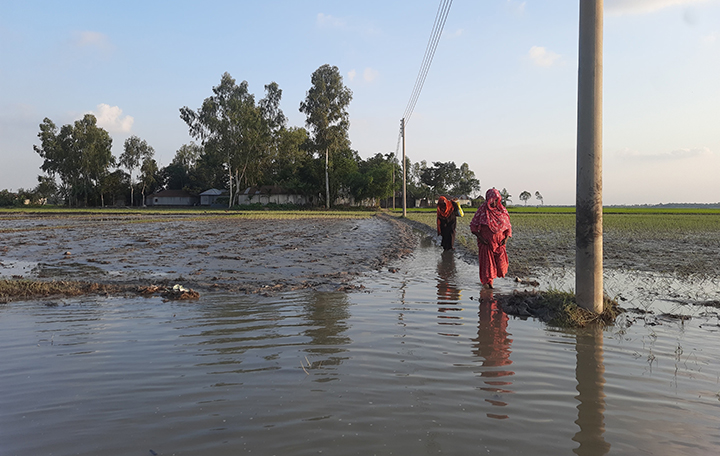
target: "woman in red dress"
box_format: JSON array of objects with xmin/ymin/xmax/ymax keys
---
[{"xmin": 470, "ymin": 188, "xmax": 512, "ymax": 288}]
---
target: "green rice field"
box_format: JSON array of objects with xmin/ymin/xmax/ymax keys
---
[{"xmin": 392, "ymin": 207, "xmax": 720, "ymax": 279}]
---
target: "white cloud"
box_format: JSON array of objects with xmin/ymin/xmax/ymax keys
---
[
  {"xmin": 505, "ymin": 0, "xmax": 526, "ymax": 15},
  {"xmin": 605, "ymin": 0, "xmax": 711, "ymax": 16},
  {"xmin": 527, "ymin": 46, "xmax": 561, "ymax": 67},
  {"xmin": 316, "ymin": 13, "xmax": 346, "ymax": 29},
  {"xmin": 617, "ymin": 146, "xmax": 713, "ymax": 160},
  {"xmin": 348, "ymin": 69, "xmax": 357, "ymax": 82},
  {"xmin": 72, "ymin": 31, "xmax": 112, "ymax": 52},
  {"xmin": 444, "ymin": 28, "xmax": 464, "ymax": 39},
  {"xmin": 89, "ymin": 104, "xmax": 134, "ymax": 133},
  {"xmin": 363, "ymin": 67, "xmax": 379, "ymax": 82}
]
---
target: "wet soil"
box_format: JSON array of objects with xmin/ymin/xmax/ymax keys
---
[{"xmin": 0, "ymin": 213, "xmax": 415, "ymax": 296}]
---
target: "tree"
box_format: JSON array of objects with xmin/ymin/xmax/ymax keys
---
[
  {"xmin": 499, "ymin": 188, "xmax": 512, "ymax": 206},
  {"xmin": 450, "ymin": 162, "xmax": 481, "ymax": 197},
  {"xmin": 102, "ymin": 169, "xmax": 130, "ymax": 206},
  {"xmin": 180, "ymin": 73, "xmax": 273, "ymax": 207},
  {"xmin": 267, "ymin": 127, "xmax": 310, "ymax": 190},
  {"xmin": 535, "ymin": 191, "xmax": 544, "ymax": 206},
  {"xmin": 34, "ymin": 175, "xmax": 58, "ymax": 204},
  {"xmin": 349, "ymin": 153, "xmax": 395, "ymax": 206},
  {"xmin": 417, "ymin": 161, "xmax": 480, "ymax": 199},
  {"xmin": 139, "ymin": 158, "xmax": 160, "ymax": 205},
  {"xmin": 420, "ymin": 161, "xmax": 455, "ymax": 196},
  {"xmin": 299, "ymin": 64, "xmax": 353, "ymax": 208},
  {"xmin": 163, "ymin": 143, "xmax": 205, "ymax": 191},
  {"xmin": 120, "ymin": 135, "xmax": 155, "ymax": 206},
  {"xmin": 0, "ymin": 190, "xmax": 16, "ymax": 207},
  {"xmin": 76, "ymin": 115, "xmax": 115, "ymax": 206},
  {"xmin": 34, "ymin": 114, "xmax": 114, "ymax": 206},
  {"xmin": 34, "ymin": 118, "xmax": 78, "ymax": 205},
  {"xmin": 408, "ymin": 159, "xmax": 432, "ymax": 201},
  {"xmin": 519, "ymin": 191, "xmax": 531, "ymax": 205}
]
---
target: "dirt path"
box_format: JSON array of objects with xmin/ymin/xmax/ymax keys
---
[{"xmin": 0, "ymin": 213, "xmax": 416, "ymax": 294}]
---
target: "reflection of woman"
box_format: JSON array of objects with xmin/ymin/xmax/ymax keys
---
[
  {"xmin": 436, "ymin": 250, "xmax": 460, "ymax": 301},
  {"xmin": 472, "ymin": 291, "xmax": 514, "ymax": 419},
  {"xmin": 475, "ymin": 294, "xmax": 513, "ymax": 369},
  {"xmin": 436, "ymin": 196, "xmax": 458, "ymax": 251},
  {"xmin": 470, "ymin": 188, "xmax": 512, "ymax": 288}
]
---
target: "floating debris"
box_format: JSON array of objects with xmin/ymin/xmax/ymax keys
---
[
  {"xmin": 514, "ymin": 277, "xmax": 539, "ymax": 287},
  {"xmin": 161, "ymin": 284, "xmax": 200, "ymax": 300}
]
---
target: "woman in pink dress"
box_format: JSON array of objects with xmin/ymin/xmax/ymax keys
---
[{"xmin": 470, "ymin": 188, "xmax": 512, "ymax": 288}]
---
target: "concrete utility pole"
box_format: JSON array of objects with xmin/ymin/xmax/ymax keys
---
[
  {"xmin": 325, "ymin": 148, "xmax": 330, "ymax": 209},
  {"xmin": 576, "ymin": 0, "xmax": 604, "ymax": 313},
  {"xmin": 401, "ymin": 118, "xmax": 407, "ymax": 217}
]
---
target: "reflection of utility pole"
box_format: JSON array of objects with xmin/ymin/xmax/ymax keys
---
[
  {"xmin": 576, "ymin": 0, "xmax": 604, "ymax": 312},
  {"xmin": 573, "ymin": 325, "xmax": 610, "ymax": 455},
  {"xmin": 401, "ymin": 118, "xmax": 407, "ymax": 217}
]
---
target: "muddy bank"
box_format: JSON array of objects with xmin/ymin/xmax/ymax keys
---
[{"xmin": 0, "ymin": 213, "xmax": 415, "ymax": 296}]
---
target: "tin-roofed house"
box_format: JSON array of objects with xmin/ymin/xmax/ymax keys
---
[
  {"xmin": 199, "ymin": 188, "xmax": 228, "ymax": 206},
  {"xmin": 145, "ymin": 189, "xmax": 199, "ymax": 206},
  {"xmin": 237, "ymin": 186, "xmax": 307, "ymax": 206}
]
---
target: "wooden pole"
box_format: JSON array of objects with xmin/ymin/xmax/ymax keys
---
[{"xmin": 576, "ymin": 0, "xmax": 604, "ymax": 313}]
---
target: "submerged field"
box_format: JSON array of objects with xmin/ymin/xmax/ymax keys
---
[
  {"xmin": 2, "ymin": 206, "xmax": 719, "ymax": 308},
  {"xmin": 0, "ymin": 209, "xmax": 415, "ymax": 299}
]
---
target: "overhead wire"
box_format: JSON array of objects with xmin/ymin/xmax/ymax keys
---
[
  {"xmin": 402, "ymin": 0, "xmax": 453, "ymax": 126},
  {"xmin": 394, "ymin": 0, "xmax": 453, "ymax": 161}
]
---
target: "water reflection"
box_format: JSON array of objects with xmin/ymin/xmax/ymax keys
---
[
  {"xmin": 572, "ymin": 325, "xmax": 611, "ymax": 455},
  {"xmin": 185, "ymin": 291, "xmax": 351, "ymax": 383},
  {"xmin": 472, "ymin": 289, "xmax": 515, "ymax": 419},
  {"xmin": 302, "ymin": 292, "xmax": 351, "ymax": 380},
  {"xmin": 436, "ymin": 251, "xmax": 463, "ymax": 335}
]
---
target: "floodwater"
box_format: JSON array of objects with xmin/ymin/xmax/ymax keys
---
[{"xmin": 1, "ymin": 239, "xmax": 720, "ymax": 456}]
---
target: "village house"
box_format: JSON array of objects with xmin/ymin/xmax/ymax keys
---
[
  {"xmin": 199, "ymin": 188, "xmax": 227, "ymax": 206},
  {"xmin": 237, "ymin": 186, "xmax": 308, "ymax": 206},
  {"xmin": 145, "ymin": 189, "xmax": 199, "ymax": 206}
]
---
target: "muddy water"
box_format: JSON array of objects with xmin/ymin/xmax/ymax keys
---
[{"xmin": 2, "ymin": 241, "xmax": 720, "ymax": 455}]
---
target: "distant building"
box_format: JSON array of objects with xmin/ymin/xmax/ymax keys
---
[
  {"xmin": 145, "ymin": 189, "xmax": 198, "ymax": 206},
  {"xmin": 199, "ymin": 188, "xmax": 227, "ymax": 206},
  {"xmin": 238, "ymin": 186, "xmax": 308, "ymax": 205}
]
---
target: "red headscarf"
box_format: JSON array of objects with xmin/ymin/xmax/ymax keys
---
[
  {"xmin": 476, "ymin": 188, "xmax": 512, "ymax": 234},
  {"xmin": 437, "ymin": 196, "xmax": 454, "ymax": 220}
]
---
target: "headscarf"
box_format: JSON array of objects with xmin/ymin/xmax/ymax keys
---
[
  {"xmin": 476, "ymin": 188, "xmax": 512, "ymax": 234},
  {"xmin": 437, "ymin": 196, "xmax": 454, "ymax": 220}
]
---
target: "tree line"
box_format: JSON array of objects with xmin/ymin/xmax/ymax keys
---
[{"xmin": 16, "ymin": 65, "xmax": 481, "ymax": 208}]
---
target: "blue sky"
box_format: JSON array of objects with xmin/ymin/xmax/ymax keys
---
[{"xmin": 1, "ymin": 0, "xmax": 718, "ymax": 205}]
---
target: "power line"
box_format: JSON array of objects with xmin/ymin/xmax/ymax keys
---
[
  {"xmin": 396, "ymin": 0, "xmax": 453, "ymax": 217},
  {"xmin": 402, "ymin": 0, "xmax": 453, "ymax": 126}
]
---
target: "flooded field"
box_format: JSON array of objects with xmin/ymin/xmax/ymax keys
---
[{"xmin": 2, "ymin": 229, "xmax": 720, "ymax": 455}]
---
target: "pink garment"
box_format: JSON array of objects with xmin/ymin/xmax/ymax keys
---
[
  {"xmin": 470, "ymin": 189, "xmax": 512, "ymax": 286},
  {"xmin": 473, "ymin": 188, "xmax": 512, "ymax": 235}
]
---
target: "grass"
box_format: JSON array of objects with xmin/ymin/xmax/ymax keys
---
[
  {"xmin": 0, "ymin": 279, "xmax": 129, "ymax": 303},
  {"xmin": 496, "ymin": 289, "xmax": 624, "ymax": 328},
  {"xmin": 0, "ymin": 279, "xmax": 202, "ymax": 303},
  {"xmin": 396, "ymin": 210, "xmax": 720, "ymax": 260},
  {"xmin": 0, "ymin": 209, "xmax": 377, "ymax": 234}
]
